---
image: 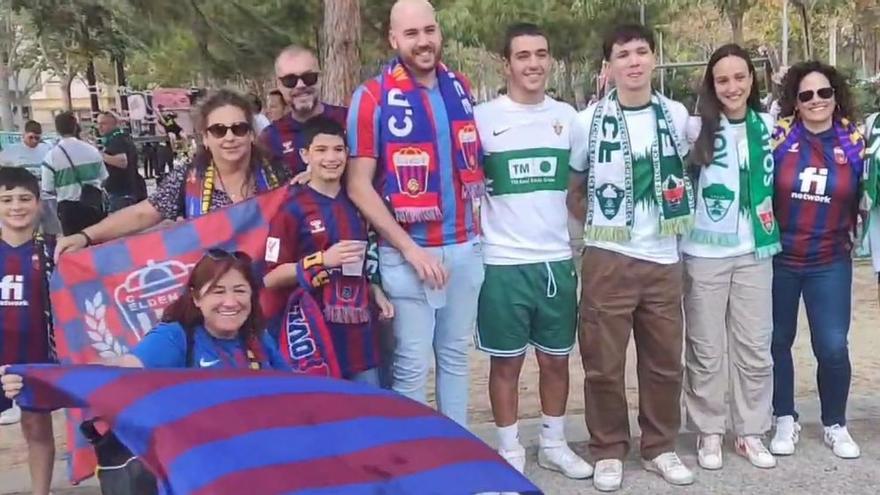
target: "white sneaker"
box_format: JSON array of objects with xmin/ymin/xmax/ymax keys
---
[
  {"xmin": 0, "ymin": 404, "xmax": 20, "ymax": 425},
  {"xmin": 642, "ymin": 452, "xmax": 695, "ymax": 486},
  {"xmin": 592, "ymin": 459, "xmax": 623, "ymax": 492},
  {"xmin": 824, "ymin": 424, "xmax": 860, "ymax": 459},
  {"xmin": 735, "ymin": 435, "xmax": 776, "ymax": 468},
  {"xmin": 697, "ymin": 434, "xmax": 723, "ymax": 470},
  {"xmin": 498, "ymin": 444, "xmax": 526, "ymax": 473},
  {"xmin": 537, "ymin": 438, "xmax": 593, "ymax": 479},
  {"xmin": 769, "ymin": 416, "xmax": 800, "ymax": 455}
]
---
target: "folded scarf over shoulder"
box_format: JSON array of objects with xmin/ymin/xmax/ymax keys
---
[{"xmin": 378, "ymin": 58, "xmax": 485, "ymax": 223}]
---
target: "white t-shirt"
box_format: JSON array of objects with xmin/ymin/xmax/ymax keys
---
[
  {"xmin": 42, "ymin": 137, "xmax": 107, "ymax": 202},
  {"xmin": 254, "ymin": 113, "xmax": 271, "ymax": 136},
  {"xmin": 681, "ymin": 112, "xmax": 775, "ymax": 258},
  {"xmin": 475, "ymin": 95, "xmax": 577, "ymax": 264},
  {"xmin": 0, "ymin": 142, "xmax": 52, "ymax": 181},
  {"xmin": 570, "ymin": 98, "xmax": 690, "ymax": 264}
]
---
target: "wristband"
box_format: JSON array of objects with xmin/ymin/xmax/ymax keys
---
[
  {"xmin": 296, "ymin": 251, "xmax": 329, "ymax": 289},
  {"xmin": 78, "ymin": 231, "xmax": 93, "ymax": 247}
]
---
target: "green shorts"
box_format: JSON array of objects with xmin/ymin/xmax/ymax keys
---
[{"xmin": 476, "ymin": 259, "xmax": 578, "ymax": 357}]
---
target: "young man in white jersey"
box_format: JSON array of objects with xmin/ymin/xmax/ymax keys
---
[
  {"xmin": 474, "ymin": 23, "xmax": 592, "ymax": 480},
  {"xmin": 568, "ymin": 24, "xmax": 695, "ymax": 491}
]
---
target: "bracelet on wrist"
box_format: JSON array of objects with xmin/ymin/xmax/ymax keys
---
[{"xmin": 78, "ymin": 231, "xmax": 93, "ymax": 247}]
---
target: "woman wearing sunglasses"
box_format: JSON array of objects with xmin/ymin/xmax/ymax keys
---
[
  {"xmin": 53, "ymin": 89, "xmax": 291, "ymax": 259},
  {"xmin": 682, "ymin": 44, "xmax": 780, "ymax": 471},
  {"xmin": 768, "ymin": 61, "xmax": 864, "ymax": 460},
  {"xmin": 1, "ymin": 249, "xmax": 289, "ymax": 386}
]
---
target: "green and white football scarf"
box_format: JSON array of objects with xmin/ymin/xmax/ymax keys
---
[
  {"xmin": 690, "ymin": 109, "xmax": 781, "ymax": 259},
  {"xmin": 585, "ymin": 89, "xmax": 693, "ymax": 241},
  {"xmin": 861, "ymin": 113, "xmax": 880, "ymax": 233}
]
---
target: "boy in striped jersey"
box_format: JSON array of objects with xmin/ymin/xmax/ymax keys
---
[
  {"xmin": 263, "ymin": 117, "xmax": 392, "ymax": 383},
  {"xmin": 474, "ymin": 23, "xmax": 590, "ymax": 479},
  {"xmin": 0, "ymin": 167, "xmax": 56, "ymax": 495}
]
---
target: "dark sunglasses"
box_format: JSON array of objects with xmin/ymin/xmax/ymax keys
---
[
  {"xmin": 205, "ymin": 122, "xmax": 252, "ymax": 139},
  {"xmin": 797, "ymin": 87, "xmax": 835, "ymax": 103},
  {"xmin": 278, "ymin": 72, "xmax": 319, "ymax": 89},
  {"xmin": 204, "ymin": 248, "xmax": 252, "ymax": 263}
]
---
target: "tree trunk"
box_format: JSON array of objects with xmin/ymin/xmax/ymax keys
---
[
  {"xmin": 0, "ymin": 58, "xmax": 14, "ymax": 131},
  {"xmin": 61, "ymin": 73, "xmax": 73, "ymax": 111},
  {"xmin": 321, "ymin": 0, "xmax": 361, "ymax": 106},
  {"xmin": 86, "ymin": 58, "xmax": 100, "ymax": 122},
  {"xmin": 728, "ymin": 11, "xmax": 745, "ymax": 45},
  {"xmin": 799, "ymin": 4, "xmax": 812, "ymax": 59}
]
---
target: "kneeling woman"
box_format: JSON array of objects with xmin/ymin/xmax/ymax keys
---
[
  {"xmin": 683, "ymin": 44, "xmax": 780, "ymax": 471},
  {"xmin": 5, "ymin": 249, "xmax": 289, "ymax": 377}
]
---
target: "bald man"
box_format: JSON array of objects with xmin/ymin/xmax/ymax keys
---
[
  {"xmin": 259, "ymin": 45, "xmax": 347, "ymax": 175},
  {"xmin": 346, "ymin": 0, "xmax": 484, "ymax": 427}
]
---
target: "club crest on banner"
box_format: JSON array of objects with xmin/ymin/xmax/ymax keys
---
[{"xmin": 112, "ymin": 259, "xmax": 193, "ymax": 340}]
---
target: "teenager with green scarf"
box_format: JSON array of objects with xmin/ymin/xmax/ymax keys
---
[
  {"xmin": 568, "ymin": 24, "xmax": 694, "ymax": 492},
  {"xmin": 682, "ymin": 44, "xmax": 780, "ymax": 473}
]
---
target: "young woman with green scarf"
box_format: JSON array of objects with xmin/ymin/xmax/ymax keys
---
[{"xmin": 682, "ymin": 44, "xmax": 781, "ymax": 472}]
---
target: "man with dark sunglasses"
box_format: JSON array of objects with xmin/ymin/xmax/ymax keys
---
[{"xmin": 259, "ymin": 45, "xmax": 347, "ymax": 176}]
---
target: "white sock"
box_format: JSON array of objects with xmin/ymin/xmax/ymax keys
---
[
  {"xmin": 497, "ymin": 423, "xmax": 520, "ymax": 451},
  {"xmin": 541, "ymin": 413, "xmax": 566, "ymax": 442}
]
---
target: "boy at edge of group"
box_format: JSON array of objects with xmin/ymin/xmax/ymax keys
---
[
  {"xmin": 0, "ymin": 167, "xmax": 57, "ymax": 495},
  {"xmin": 263, "ymin": 116, "xmax": 393, "ymax": 383}
]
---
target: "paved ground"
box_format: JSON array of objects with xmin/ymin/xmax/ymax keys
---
[
  {"xmin": 3, "ymin": 262, "xmax": 879, "ymax": 494},
  {"xmin": 5, "ymin": 397, "xmax": 880, "ymax": 494}
]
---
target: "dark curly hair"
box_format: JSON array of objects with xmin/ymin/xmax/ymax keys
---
[{"xmin": 778, "ymin": 60, "xmax": 858, "ymax": 122}]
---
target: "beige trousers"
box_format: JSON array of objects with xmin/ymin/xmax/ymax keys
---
[{"xmin": 683, "ymin": 254, "xmax": 774, "ymax": 436}]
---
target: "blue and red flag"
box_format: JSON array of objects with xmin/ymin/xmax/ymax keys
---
[
  {"xmin": 49, "ymin": 186, "xmax": 290, "ymax": 483},
  {"xmin": 11, "ymin": 364, "xmax": 541, "ymax": 495}
]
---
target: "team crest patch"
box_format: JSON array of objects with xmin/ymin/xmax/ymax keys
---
[
  {"xmin": 702, "ymin": 183, "xmax": 734, "ymax": 222},
  {"xmin": 392, "ymin": 146, "xmax": 431, "ymax": 197},
  {"xmin": 663, "ymin": 175, "xmax": 686, "ymax": 209},
  {"xmin": 597, "ymin": 183, "xmax": 625, "ymax": 220},
  {"xmin": 553, "ymin": 120, "xmax": 563, "ymax": 136},
  {"xmin": 833, "ymin": 146, "xmax": 846, "ymax": 165},
  {"xmin": 456, "ymin": 122, "xmax": 479, "ymax": 170},
  {"xmin": 756, "ymin": 197, "xmax": 776, "ymax": 234}
]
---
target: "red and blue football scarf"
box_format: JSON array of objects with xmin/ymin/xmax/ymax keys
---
[
  {"xmin": 50, "ymin": 186, "xmax": 289, "ymax": 484},
  {"xmin": 279, "ymin": 285, "xmax": 342, "ymax": 378},
  {"xmin": 11, "ymin": 364, "xmax": 540, "ymax": 495},
  {"xmin": 379, "ymin": 58, "xmax": 485, "ymax": 223}
]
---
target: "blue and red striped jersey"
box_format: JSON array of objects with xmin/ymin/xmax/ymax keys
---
[
  {"xmin": 347, "ymin": 77, "xmax": 477, "ymax": 248},
  {"xmin": 263, "ymin": 185, "xmax": 378, "ymax": 377},
  {"xmin": 773, "ymin": 128, "xmax": 861, "ymax": 267},
  {"xmin": 12, "ymin": 364, "xmax": 540, "ymax": 495},
  {"xmin": 0, "ymin": 239, "xmax": 51, "ymax": 367},
  {"xmin": 259, "ymin": 104, "xmax": 348, "ymax": 176}
]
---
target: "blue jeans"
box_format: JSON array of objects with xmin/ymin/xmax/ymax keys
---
[
  {"xmin": 772, "ymin": 259, "xmax": 852, "ymax": 427},
  {"xmin": 379, "ymin": 239, "xmax": 484, "ymax": 426}
]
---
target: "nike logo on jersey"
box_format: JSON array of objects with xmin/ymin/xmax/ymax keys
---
[
  {"xmin": 199, "ymin": 357, "xmax": 220, "ymax": 368},
  {"xmin": 492, "ymin": 127, "xmax": 512, "ymax": 136}
]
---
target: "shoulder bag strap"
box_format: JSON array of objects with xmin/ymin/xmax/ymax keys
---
[{"xmin": 56, "ymin": 144, "xmax": 86, "ymax": 188}]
